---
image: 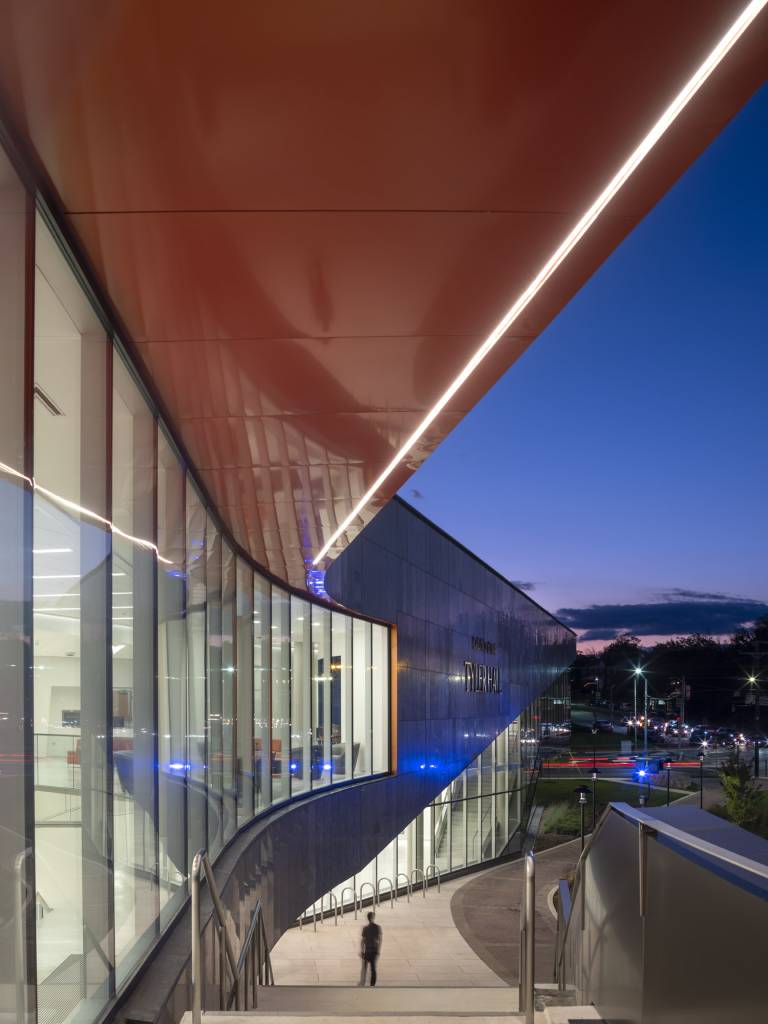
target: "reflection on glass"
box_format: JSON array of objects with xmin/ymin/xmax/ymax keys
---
[
  {"xmin": 236, "ymin": 559, "xmax": 254, "ymax": 825},
  {"xmin": 290, "ymin": 597, "xmax": 311, "ymax": 795},
  {"xmin": 311, "ymin": 606, "xmax": 331, "ymax": 787},
  {"xmin": 186, "ymin": 483, "xmax": 207, "ymax": 858},
  {"xmin": 271, "ymin": 588, "xmax": 290, "ymax": 802},
  {"xmin": 352, "ymin": 618, "xmax": 371, "ymax": 777},
  {"xmin": 331, "ymin": 613, "xmax": 352, "ymax": 781},
  {"xmin": 11, "ymin": 175, "xmax": 391, "ymax": 1023},
  {"xmin": 221, "ymin": 542, "xmax": 236, "ymax": 841},
  {"xmin": 33, "ymin": 213, "xmax": 111, "ymax": 1022},
  {"xmin": 112, "ymin": 353, "xmax": 158, "ymax": 981},
  {"xmin": 253, "ymin": 575, "xmax": 271, "ymax": 812},
  {"xmin": 157, "ymin": 430, "xmax": 187, "ymax": 927}
]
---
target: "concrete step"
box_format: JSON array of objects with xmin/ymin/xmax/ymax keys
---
[
  {"xmin": 230, "ymin": 984, "xmax": 517, "ymax": 1014},
  {"xmin": 192, "ymin": 1016, "xmax": 522, "ymax": 1024}
]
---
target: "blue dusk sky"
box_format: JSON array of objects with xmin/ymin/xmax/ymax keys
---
[{"xmin": 401, "ymin": 84, "xmax": 768, "ymax": 651}]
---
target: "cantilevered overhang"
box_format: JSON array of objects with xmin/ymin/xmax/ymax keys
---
[{"xmin": 0, "ymin": 1, "xmax": 765, "ymax": 586}]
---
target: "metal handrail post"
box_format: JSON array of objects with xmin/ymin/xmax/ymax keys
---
[
  {"xmin": 518, "ymin": 861, "xmax": 526, "ymax": 1015},
  {"xmin": 191, "ymin": 850, "xmax": 204, "ymax": 1024},
  {"xmin": 219, "ymin": 924, "xmax": 226, "ymax": 1010},
  {"xmin": 15, "ymin": 849, "xmax": 32, "ymax": 1024},
  {"xmin": 396, "ymin": 872, "xmax": 411, "ymax": 901},
  {"xmin": 524, "ymin": 852, "xmax": 535, "ymax": 1024}
]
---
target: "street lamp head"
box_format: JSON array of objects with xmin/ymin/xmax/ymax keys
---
[
  {"xmin": 575, "ymin": 785, "xmax": 590, "ymax": 805},
  {"xmin": 633, "ymin": 667, "xmax": 643, "ymax": 676},
  {"xmin": 592, "ymin": 768, "xmax": 599, "ymax": 780},
  {"xmin": 698, "ymin": 752, "xmax": 705, "ymax": 763},
  {"xmin": 748, "ymin": 675, "xmax": 757, "ymax": 684}
]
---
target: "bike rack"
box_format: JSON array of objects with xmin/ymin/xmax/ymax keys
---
[
  {"xmin": 410, "ymin": 867, "xmax": 427, "ymax": 898},
  {"xmin": 359, "ymin": 880, "xmax": 377, "ymax": 908},
  {"xmin": 321, "ymin": 891, "xmax": 339, "ymax": 926},
  {"xmin": 340, "ymin": 886, "xmax": 359, "ymax": 920},
  {"xmin": 376, "ymin": 876, "xmax": 395, "ymax": 909},
  {"xmin": 396, "ymin": 872, "xmax": 412, "ymax": 902},
  {"xmin": 426, "ymin": 864, "xmax": 441, "ymax": 893}
]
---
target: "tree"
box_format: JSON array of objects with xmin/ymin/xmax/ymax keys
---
[{"xmin": 719, "ymin": 756, "xmax": 761, "ymax": 830}]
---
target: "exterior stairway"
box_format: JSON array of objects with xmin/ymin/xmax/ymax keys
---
[{"xmin": 179, "ymin": 984, "xmax": 603, "ymax": 1022}]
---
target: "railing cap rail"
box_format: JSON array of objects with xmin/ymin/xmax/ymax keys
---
[{"xmin": 610, "ymin": 802, "xmax": 768, "ymax": 882}]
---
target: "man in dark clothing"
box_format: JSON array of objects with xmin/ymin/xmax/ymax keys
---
[{"xmin": 359, "ymin": 912, "xmax": 382, "ymax": 986}]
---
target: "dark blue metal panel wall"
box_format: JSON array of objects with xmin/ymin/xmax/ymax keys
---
[{"xmin": 326, "ymin": 497, "xmax": 575, "ymax": 783}]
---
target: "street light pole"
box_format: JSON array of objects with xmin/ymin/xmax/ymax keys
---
[
  {"xmin": 591, "ymin": 769, "xmax": 599, "ymax": 829},
  {"xmin": 575, "ymin": 786, "xmax": 589, "ymax": 852},
  {"xmin": 699, "ymin": 751, "xmax": 705, "ymax": 810},
  {"xmin": 643, "ymin": 672, "xmax": 648, "ymax": 759}
]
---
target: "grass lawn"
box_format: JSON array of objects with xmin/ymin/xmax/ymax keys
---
[
  {"xmin": 568, "ymin": 728, "xmax": 628, "ymax": 751},
  {"xmin": 535, "ymin": 777, "xmax": 678, "ymax": 838}
]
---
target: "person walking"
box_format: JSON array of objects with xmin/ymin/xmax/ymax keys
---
[{"xmin": 359, "ymin": 911, "xmax": 382, "ymax": 986}]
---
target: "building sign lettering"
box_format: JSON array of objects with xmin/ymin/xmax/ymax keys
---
[{"xmin": 464, "ymin": 660, "xmax": 501, "ymax": 693}]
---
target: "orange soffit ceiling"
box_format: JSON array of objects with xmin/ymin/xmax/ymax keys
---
[{"xmin": 0, "ymin": 1, "xmax": 765, "ymax": 587}]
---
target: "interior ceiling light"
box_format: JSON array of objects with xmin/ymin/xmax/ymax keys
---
[{"xmin": 313, "ymin": 0, "xmax": 767, "ymax": 566}]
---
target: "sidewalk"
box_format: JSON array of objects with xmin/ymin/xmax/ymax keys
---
[
  {"xmin": 449, "ymin": 841, "xmax": 580, "ymax": 985},
  {"xmin": 270, "ymin": 872, "xmax": 507, "ymax": 988}
]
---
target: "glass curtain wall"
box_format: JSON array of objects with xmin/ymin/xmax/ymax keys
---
[
  {"xmin": 312, "ymin": 675, "xmax": 570, "ymax": 917},
  {"xmin": 0, "ymin": 198, "xmax": 391, "ymax": 1024}
]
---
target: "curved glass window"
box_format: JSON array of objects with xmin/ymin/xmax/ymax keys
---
[{"xmin": 3, "ymin": 205, "xmax": 392, "ymax": 1023}]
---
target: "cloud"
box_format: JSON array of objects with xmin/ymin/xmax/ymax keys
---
[
  {"xmin": 557, "ymin": 594, "xmax": 768, "ymax": 642},
  {"xmin": 512, "ymin": 580, "xmax": 536, "ymax": 592}
]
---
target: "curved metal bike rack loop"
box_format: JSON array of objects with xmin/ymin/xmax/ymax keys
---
[
  {"xmin": 340, "ymin": 886, "xmax": 359, "ymax": 920},
  {"xmin": 426, "ymin": 863, "xmax": 442, "ymax": 893},
  {"xmin": 376, "ymin": 876, "xmax": 395, "ymax": 910},
  {"xmin": 358, "ymin": 880, "xmax": 377, "ymax": 908},
  {"xmin": 410, "ymin": 866, "xmax": 427, "ymax": 898},
  {"xmin": 396, "ymin": 872, "xmax": 412, "ymax": 902}
]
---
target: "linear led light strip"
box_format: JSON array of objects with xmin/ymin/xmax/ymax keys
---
[
  {"xmin": 314, "ymin": 0, "xmax": 768, "ymax": 565},
  {"xmin": 0, "ymin": 460, "xmax": 172, "ymax": 565}
]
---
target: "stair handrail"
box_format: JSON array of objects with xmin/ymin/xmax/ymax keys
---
[{"xmin": 191, "ymin": 849, "xmax": 273, "ymax": 1024}]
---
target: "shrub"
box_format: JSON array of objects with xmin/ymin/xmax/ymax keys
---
[
  {"xmin": 541, "ymin": 801, "xmax": 582, "ymax": 835},
  {"xmin": 718, "ymin": 756, "xmax": 761, "ymax": 829}
]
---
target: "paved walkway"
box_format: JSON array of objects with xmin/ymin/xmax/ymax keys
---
[
  {"xmin": 270, "ymin": 873, "xmax": 508, "ymax": 987},
  {"xmin": 450, "ymin": 841, "xmax": 580, "ymax": 985}
]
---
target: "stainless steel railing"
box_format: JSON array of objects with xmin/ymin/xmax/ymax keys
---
[
  {"xmin": 553, "ymin": 801, "xmax": 768, "ymax": 993},
  {"xmin": 517, "ymin": 852, "xmax": 535, "ymax": 1024},
  {"xmin": 191, "ymin": 849, "xmax": 273, "ymax": 1024}
]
